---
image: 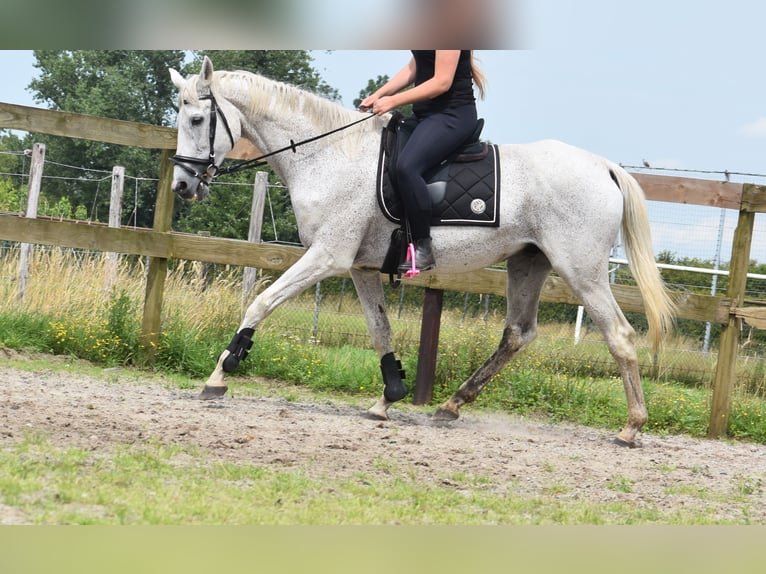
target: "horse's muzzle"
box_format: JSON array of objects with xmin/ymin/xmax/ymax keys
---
[{"xmin": 172, "ymin": 179, "xmax": 209, "ymax": 201}]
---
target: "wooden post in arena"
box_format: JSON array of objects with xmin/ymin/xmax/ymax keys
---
[
  {"xmin": 103, "ymin": 165, "xmax": 125, "ymax": 292},
  {"xmin": 139, "ymin": 149, "xmax": 174, "ymax": 365},
  {"xmin": 17, "ymin": 143, "xmax": 45, "ymax": 302},
  {"xmin": 413, "ymin": 287, "xmax": 444, "ymax": 405}
]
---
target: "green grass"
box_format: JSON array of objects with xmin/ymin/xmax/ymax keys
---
[
  {"xmin": 3, "ymin": 299, "xmax": 766, "ymax": 442},
  {"xmin": 0, "ymin": 432, "xmax": 756, "ymax": 525}
]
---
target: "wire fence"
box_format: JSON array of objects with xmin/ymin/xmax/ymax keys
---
[
  {"xmin": 257, "ymin": 272, "xmax": 766, "ymax": 397},
  {"xmin": 3, "ymin": 151, "xmax": 766, "ymax": 396},
  {"xmin": 247, "ymin": 179, "xmax": 766, "ymax": 396}
]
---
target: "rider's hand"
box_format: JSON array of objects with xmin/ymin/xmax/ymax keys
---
[
  {"xmin": 360, "ymin": 96, "xmax": 396, "ymax": 116},
  {"xmin": 359, "ymin": 95, "xmax": 376, "ymax": 113}
]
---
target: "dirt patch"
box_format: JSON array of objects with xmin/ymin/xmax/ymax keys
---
[{"xmin": 1, "ymin": 354, "xmax": 765, "ymax": 523}]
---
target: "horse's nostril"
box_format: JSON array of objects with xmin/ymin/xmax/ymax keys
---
[{"xmin": 173, "ymin": 180, "xmax": 187, "ymax": 193}]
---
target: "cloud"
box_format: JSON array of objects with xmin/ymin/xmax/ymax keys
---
[{"xmin": 739, "ymin": 117, "xmax": 766, "ymax": 137}]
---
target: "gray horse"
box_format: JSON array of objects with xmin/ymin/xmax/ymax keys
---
[{"xmin": 170, "ymin": 57, "xmax": 674, "ymax": 447}]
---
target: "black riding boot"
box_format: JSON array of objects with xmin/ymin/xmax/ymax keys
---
[{"xmin": 398, "ymin": 237, "xmax": 435, "ymax": 273}]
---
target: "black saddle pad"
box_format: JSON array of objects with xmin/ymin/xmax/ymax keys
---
[{"xmin": 375, "ymin": 115, "xmax": 501, "ymax": 227}]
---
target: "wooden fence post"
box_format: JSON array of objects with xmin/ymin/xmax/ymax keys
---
[
  {"xmin": 140, "ymin": 150, "xmax": 174, "ymax": 364},
  {"xmin": 17, "ymin": 143, "xmax": 45, "ymax": 302},
  {"xmin": 413, "ymin": 287, "xmax": 444, "ymax": 405},
  {"xmin": 708, "ymin": 208, "xmax": 755, "ymax": 438},
  {"xmin": 104, "ymin": 165, "xmax": 124, "ymax": 292},
  {"xmin": 242, "ymin": 171, "xmax": 267, "ymax": 307}
]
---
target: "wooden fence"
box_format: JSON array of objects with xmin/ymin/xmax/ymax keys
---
[{"xmin": 1, "ymin": 101, "xmax": 765, "ymax": 438}]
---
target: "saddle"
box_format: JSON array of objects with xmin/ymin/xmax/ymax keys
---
[
  {"xmin": 376, "ymin": 111, "xmax": 501, "ymax": 281},
  {"xmin": 376, "ymin": 111, "xmax": 501, "ymax": 228}
]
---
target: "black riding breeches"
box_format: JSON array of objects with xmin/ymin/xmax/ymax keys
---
[{"xmin": 395, "ymin": 104, "xmax": 478, "ymax": 240}]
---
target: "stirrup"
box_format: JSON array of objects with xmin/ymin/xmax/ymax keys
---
[
  {"xmin": 399, "ymin": 240, "xmax": 435, "ymax": 278},
  {"xmin": 402, "ymin": 242, "xmax": 420, "ymax": 278}
]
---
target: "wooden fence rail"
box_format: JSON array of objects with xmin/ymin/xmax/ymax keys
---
[{"xmin": 1, "ymin": 101, "xmax": 765, "ymax": 438}]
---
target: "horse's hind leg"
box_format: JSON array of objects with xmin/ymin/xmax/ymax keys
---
[
  {"xmin": 563, "ymin": 275, "xmax": 646, "ymax": 446},
  {"xmin": 435, "ymin": 245, "xmax": 552, "ymax": 421},
  {"xmin": 348, "ymin": 268, "xmax": 405, "ymax": 420}
]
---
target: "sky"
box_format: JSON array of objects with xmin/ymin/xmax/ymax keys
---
[{"xmin": 1, "ymin": 0, "xmax": 766, "ymax": 266}]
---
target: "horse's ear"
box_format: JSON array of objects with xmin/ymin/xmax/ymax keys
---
[
  {"xmin": 169, "ymin": 68, "xmax": 185, "ymax": 90},
  {"xmin": 199, "ymin": 56, "xmax": 214, "ymax": 88}
]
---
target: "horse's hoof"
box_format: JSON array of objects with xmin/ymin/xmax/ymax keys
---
[
  {"xmin": 367, "ymin": 396, "xmax": 391, "ymax": 420},
  {"xmin": 613, "ymin": 436, "xmax": 641, "ymax": 449},
  {"xmin": 199, "ymin": 385, "xmax": 228, "ymax": 400},
  {"xmin": 432, "ymin": 406, "xmax": 459, "ymax": 423},
  {"xmin": 367, "ymin": 399, "xmax": 389, "ymax": 420},
  {"xmin": 366, "ymin": 408, "xmax": 389, "ymax": 421}
]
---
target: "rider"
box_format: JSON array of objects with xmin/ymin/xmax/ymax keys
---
[{"xmin": 360, "ymin": 50, "xmax": 486, "ymax": 273}]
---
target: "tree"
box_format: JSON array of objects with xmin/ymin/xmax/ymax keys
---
[
  {"xmin": 23, "ymin": 50, "xmax": 356, "ymax": 240},
  {"xmin": 31, "ymin": 51, "xmax": 185, "ymax": 126},
  {"xmin": 193, "ymin": 51, "xmax": 340, "ymax": 101},
  {"xmin": 0, "ymin": 131, "xmax": 29, "ymax": 213},
  {"xmin": 28, "ymin": 50, "xmax": 189, "ymax": 228}
]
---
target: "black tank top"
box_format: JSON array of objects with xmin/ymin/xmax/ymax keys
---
[{"xmin": 411, "ymin": 50, "xmax": 475, "ymax": 117}]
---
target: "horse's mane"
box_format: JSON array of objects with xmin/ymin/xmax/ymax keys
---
[
  {"xmin": 212, "ymin": 69, "xmax": 381, "ymax": 136},
  {"xmin": 179, "ymin": 68, "xmax": 382, "ymax": 159}
]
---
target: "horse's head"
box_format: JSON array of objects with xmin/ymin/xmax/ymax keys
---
[{"xmin": 169, "ymin": 56, "xmax": 241, "ymax": 201}]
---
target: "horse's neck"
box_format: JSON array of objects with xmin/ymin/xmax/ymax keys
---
[
  {"xmin": 242, "ymin": 113, "xmax": 311, "ymax": 184},
  {"xmin": 220, "ymin": 74, "xmax": 368, "ymax": 184},
  {"xmin": 220, "ymin": 76, "xmax": 381, "ymax": 245},
  {"xmin": 239, "ymin": 114, "xmax": 299, "ymax": 182}
]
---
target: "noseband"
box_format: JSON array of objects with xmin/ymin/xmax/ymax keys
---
[{"xmin": 170, "ymin": 94, "xmax": 235, "ymax": 185}]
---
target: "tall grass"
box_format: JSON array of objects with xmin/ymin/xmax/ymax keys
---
[{"xmin": 1, "ymin": 247, "xmax": 765, "ymax": 442}]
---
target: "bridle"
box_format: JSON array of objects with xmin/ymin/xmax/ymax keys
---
[
  {"xmin": 170, "ymin": 91, "xmax": 378, "ymax": 189},
  {"xmin": 170, "ymin": 94, "xmax": 235, "ymax": 185}
]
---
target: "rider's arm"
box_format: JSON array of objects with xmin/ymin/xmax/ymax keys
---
[
  {"xmin": 360, "ymin": 58, "xmax": 417, "ymax": 110},
  {"xmin": 360, "ymin": 51, "xmax": 460, "ymax": 115},
  {"xmin": 389, "ymin": 50, "xmax": 460, "ymax": 107}
]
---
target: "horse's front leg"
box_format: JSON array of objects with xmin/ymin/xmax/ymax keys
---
[
  {"xmin": 348, "ymin": 268, "xmax": 406, "ymax": 420},
  {"xmin": 200, "ymin": 246, "xmax": 344, "ymax": 399}
]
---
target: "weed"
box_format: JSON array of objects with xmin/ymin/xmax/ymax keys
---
[
  {"xmin": 734, "ymin": 475, "xmax": 763, "ymax": 497},
  {"xmin": 607, "ymin": 476, "xmax": 635, "ymax": 493}
]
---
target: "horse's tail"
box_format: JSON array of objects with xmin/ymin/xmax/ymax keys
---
[{"xmin": 609, "ymin": 163, "xmax": 676, "ymax": 353}]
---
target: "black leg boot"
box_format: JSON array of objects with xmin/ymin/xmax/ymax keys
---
[
  {"xmin": 413, "ymin": 237, "xmax": 435, "ymax": 270},
  {"xmin": 398, "ymin": 237, "xmax": 435, "ymax": 274},
  {"xmin": 380, "ymin": 352, "xmax": 407, "ymax": 402}
]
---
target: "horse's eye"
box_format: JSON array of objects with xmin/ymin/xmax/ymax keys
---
[{"xmin": 191, "ymin": 116, "xmax": 204, "ymax": 126}]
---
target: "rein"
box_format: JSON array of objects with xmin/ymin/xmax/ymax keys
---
[
  {"xmin": 217, "ymin": 110, "xmax": 377, "ymax": 177},
  {"xmin": 171, "ymin": 93, "xmax": 377, "ymax": 185}
]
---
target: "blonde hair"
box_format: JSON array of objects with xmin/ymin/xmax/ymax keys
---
[{"xmin": 470, "ymin": 52, "xmax": 487, "ymax": 100}]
